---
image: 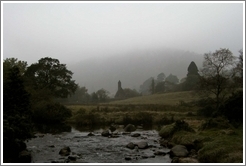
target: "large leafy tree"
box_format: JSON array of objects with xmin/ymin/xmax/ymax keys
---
[
  {"xmin": 3, "ymin": 66, "xmax": 33, "ymax": 161},
  {"xmin": 3, "ymin": 58, "xmax": 28, "ymax": 81},
  {"xmin": 157, "ymin": 73, "xmax": 165, "ymax": 82},
  {"xmin": 96, "ymin": 88, "xmax": 109, "ymax": 102},
  {"xmin": 199, "ymin": 48, "xmax": 236, "ymax": 111},
  {"xmin": 25, "ymin": 57, "xmax": 78, "ymax": 99},
  {"xmin": 165, "ymin": 74, "xmax": 179, "ymax": 84}
]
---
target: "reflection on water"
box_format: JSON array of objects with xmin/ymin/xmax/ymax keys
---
[{"xmin": 34, "ymin": 123, "xmax": 72, "ymax": 134}]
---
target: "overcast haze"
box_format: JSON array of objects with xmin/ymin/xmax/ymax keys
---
[{"xmin": 2, "ymin": 2, "xmax": 244, "ymax": 95}]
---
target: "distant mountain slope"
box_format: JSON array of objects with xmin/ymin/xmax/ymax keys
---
[{"xmin": 68, "ymin": 48, "xmax": 203, "ymax": 95}]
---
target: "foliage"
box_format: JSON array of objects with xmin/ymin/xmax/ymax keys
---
[
  {"xmin": 165, "ymin": 74, "xmax": 179, "ymax": 84},
  {"xmin": 3, "ymin": 66, "xmax": 33, "ymax": 161},
  {"xmin": 157, "ymin": 73, "xmax": 166, "ymax": 82},
  {"xmin": 61, "ymin": 86, "xmax": 90, "ymax": 104},
  {"xmin": 122, "ymin": 112, "xmax": 153, "ymax": 127},
  {"xmin": 139, "ymin": 77, "xmax": 154, "ymax": 95},
  {"xmin": 150, "ymin": 78, "xmax": 155, "ymax": 94},
  {"xmin": 187, "ymin": 61, "xmax": 199, "ymax": 76},
  {"xmin": 219, "ymin": 90, "xmax": 243, "ymax": 125},
  {"xmin": 25, "ymin": 57, "xmax": 78, "ymax": 99},
  {"xmin": 71, "ymin": 108, "xmax": 101, "ymax": 126},
  {"xmin": 159, "ymin": 120, "xmax": 194, "ymax": 139},
  {"xmin": 32, "ymin": 100, "xmax": 72, "ymax": 124},
  {"xmin": 233, "ymin": 50, "xmax": 243, "ymax": 87},
  {"xmin": 182, "ymin": 61, "xmax": 200, "ymax": 91},
  {"xmin": 3, "ymin": 58, "xmax": 28, "ymax": 79},
  {"xmin": 155, "ymin": 81, "xmax": 165, "ymax": 93},
  {"xmin": 198, "ymin": 117, "xmax": 233, "ymax": 131},
  {"xmin": 196, "ymin": 98, "xmax": 216, "ymax": 117},
  {"xmin": 96, "ymin": 88, "xmax": 110, "ymax": 102},
  {"xmin": 123, "ymin": 88, "xmax": 141, "ymax": 98},
  {"xmin": 199, "ymin": 48, "xmax": 236, "ymax": 111}
]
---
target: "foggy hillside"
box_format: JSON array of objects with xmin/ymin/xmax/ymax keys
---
[{"xmin": 68, "ymin": 48, "xmax": 203, "ymax": 96}]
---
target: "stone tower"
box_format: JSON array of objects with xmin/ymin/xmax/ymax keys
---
[
  {"xmin": 114, "ymin": 80, "xmax": 125, "ymax": 99},
  {"xmin": 118, "ymin": 80, "xmax": 122, "ymax": 90}
]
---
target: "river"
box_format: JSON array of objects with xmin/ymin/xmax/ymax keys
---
[{"xmin": 25, "ymin": 124, "xmax": 172, "ymax": 163}]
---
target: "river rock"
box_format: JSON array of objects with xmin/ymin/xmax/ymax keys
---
[
  {"xmin": 109, "ymin": 125, "xmax": 117, "ymax": 132},
  {"xmin": 101, "ymin": 130, "xmax": 110, "ymax": 137},
  {"xmin": 59, "ymin": 146, "xmax": 71, "ymax": 156},
  {"xmin": 141, "ymin": 154, "xmax": 155, "ymax": 159},
  {"xmin": 87, "ymin": 132, "xmax": 95, "ymax": 136},
  {"xmin": 170, "ymin": 145, "xmax": 188, "ymax": 157},
  {"xmin": 125, "ymin": 156, "xmax": 132, "ymax": 160},
  {"xmin": 124, "ymin": 124, "xmax": 136, "ymax": 132},
  {"xmin": 154, "ymin": 150, "xmax": 167, "ymax": 155},
  {"xmin": 126, "ymin": 142, "xmax": 135, "ymax": 149},
  {"xmin": 18, "ymin": 150, "xmax": 32, "ymax": 163},
  {"xmin": 68, "ymin": 155, "xmax": 77, "ymax": 161},
  {"xmin": 131, "ymin": 133, "xmax": 141, "ymax": 137},
  {"xmin": 171, "ymin": 157, "xmax": 179, "ymax": 163},
  {"xmin": 136, "ymin": 141, "xmax": 148, "ymax": 149}
]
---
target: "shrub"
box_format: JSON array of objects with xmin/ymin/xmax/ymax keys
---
[
  {"xmin": 73, "ymin": 108, "xmax": 101, "ymax": 126},
  {"xmin": 156, "ymin": 115, "xmax": 175, "ymax": 125},
  {"xmin": 122, "ymin": 114, "xmax": 134, "ymax": 125},
  {"xmin": 134, "ymin": 112, "xmax": 153, "ymax": 126},
  {"xmin": 159, "ymin": 123, "xmax": 176, "ymax": 138},
  {"xmin": 159, "ymin": 120, "xmax": 195, "ymax": 139},
  {"xmin": 32, "ymin": 101, "xmax": 72, "ymax": 124},
  {"xmin": 198, "ymin": 117, "xmax": 233, "ymax": 131},
  {"xmin": 196, "ymin": 98, "xmax": 216, "ymax": 117},
  {"xmin": 219, "ymin": 91, "xmax": 243, "ymax": 125}
]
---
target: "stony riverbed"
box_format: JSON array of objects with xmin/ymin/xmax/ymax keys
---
[{"xmin": 26, "ymin": 126, "xmax": 172, "ymax": 163}]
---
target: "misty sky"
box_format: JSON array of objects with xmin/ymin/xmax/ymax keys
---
[
  {"xmin": 3, "ymin": 2, "xmax": 243, "ymax": 63},
  {"xmin": 2, "ymin": 2, "xmax": 244, "ymax": 94}
]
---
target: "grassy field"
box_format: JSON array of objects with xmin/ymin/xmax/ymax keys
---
[{"xmin": 107, "ymin": 91, "xmax": 200, "ymax": 105}]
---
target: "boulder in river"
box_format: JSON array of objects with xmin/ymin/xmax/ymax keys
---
[
  {"xmin": 68, "ymin": 155, "xmax": 77, "ymax": 161},
  {"xmin": 135, "ymin": 141, "xmax": 148, "ymax": 149},
  {"xmin": 131, "ymin": 133, "xmax": 141, "ymax": 137},
  {"xmin": 170, "ymin": 145, "xmax": 188, "ymax": 157},
  {"xmin": 126, "ymin": 142, "xmax": 135, "ymax": 149},
  {"xmin": 59, "ymin": 146, "xmax": 71, "ymax": 156},
  {"xmin": 101, "ymin": 130, "xmax": 110, "ymax": 137},
  {"xmin": 87, "ymin": 132, "xmax": 95, "ymax": 136},
  {"xmin": 154, "ymin": 150, "xmax": 168, "ymax": 155},
  {"xmin": 109, "ymin": 124, "xmax": 117, "ymax": 132},
  {"xmin": 124, "ymin": 124, "xmax": 136, "ymax": 132}
]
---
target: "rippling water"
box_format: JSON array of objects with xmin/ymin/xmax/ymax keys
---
[{"xmin": 26, "ymin": 124, "xmax": 171, "ymax": 163}]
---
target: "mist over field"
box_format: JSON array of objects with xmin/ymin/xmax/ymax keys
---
[{"xmin": 68, "ymin": 48, "xmax": 203, "ymax": 95}]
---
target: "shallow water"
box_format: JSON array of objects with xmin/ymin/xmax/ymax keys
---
[{"xmin": 26, "ymin": 125, "xmax": 171, "ymax": 163}]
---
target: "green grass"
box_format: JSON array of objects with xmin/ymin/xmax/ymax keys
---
[{"xmin": 197, "ymin": 127, "xmax": 243, "ymax": 163}]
